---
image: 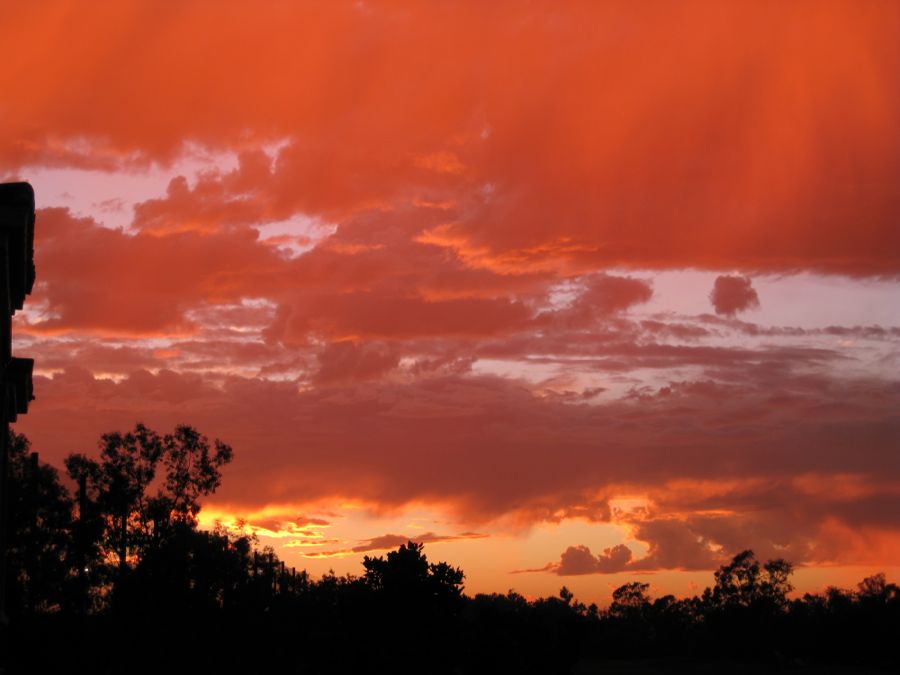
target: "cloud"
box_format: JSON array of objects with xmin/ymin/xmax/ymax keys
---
[
  {"xmin": 302, "ymin": 531, "xmax": 488, "ymax": 558},
  {"xmin": 24, "ymin": 205, "xmax": 661, "ymax": 348},
  {"xmin": 3, "ymin": 2, "xmax": 900, "ymax": 274},
  {"xmin": 313, "ymin": 342, "xmax": 401, "ymax": 385},
  {"xmin": 553, "ymin": 543, "xmax": 635, "ymax": 575},
  {"xmin": 27, "ymin": 208, "xmax": 286, "ymax": 335},
  {"xmin": 4, "ymin": 2, "xmax": 900, "ymax": 577},
  {"xmin": 15, "ymin": 363, "xmax": 900, "ymax": 550},
  {"xmin": 535, "ymin": 473, "xmax": 900, "ymax": 575},
  {"xmin": 130, "ymin": 152, "xmax": 276, "ymax": 235},
  {"xmin": 535, "ymin": 275, "xmax": 653, "ymax": 329},
  {"xmin": 710, "ymin": 275, "xmax": 760, "ymax": 316}
]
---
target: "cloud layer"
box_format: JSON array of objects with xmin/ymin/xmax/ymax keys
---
[
  {"xmin": 4, "ymin": 2, "xmax": 900, "ymax": 276},
  {"xmin": 4, "ymin": 2, "xmax": 900, "ymax": 580}
]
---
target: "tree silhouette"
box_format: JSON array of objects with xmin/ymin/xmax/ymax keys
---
[
  {"xmin": 358, "ymin": 541, "xmax": 466, "ymax": 671},
  {"xmin": 5, "ymin": 428, "xmax": 900, "ymax": 674},
  {"xmin": 65, "ymin": 423, "xmax": 162, "ymax": 575},
  {"xmin": 609, "ymin": 581, "xmax": 651, "ymax": 620},
  {"xmin": 703, "ymin": 549, "xmax": 796, "ymax": 660},
  {"xmin": 157, "ymin": 424, "xmax": 233, "ymax": 524},
  {"xmin": 62, "ymin": 422, "xmax": 233, "ymax": 608},
  {"xmin": 857, "ymin": 572, "xmax": 896, "ymax": 603},
  {"xmin": 710, "ymin": 549, "xmax": 794, "ymax": 609},
  {"xmin": 3, "ymin": 432, "xmax": 74, "ymax": 615},
  {"xmin": 362, "ymin": 540, "xmax": 465, "ymax": 608}
]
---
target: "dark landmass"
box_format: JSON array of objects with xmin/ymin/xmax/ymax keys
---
[{"xmin": 2, "ymin": 426, "xmax": 898, "ymax": 674}]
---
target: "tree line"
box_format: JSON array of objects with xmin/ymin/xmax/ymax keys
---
[{"xmin": 3, "ymin": 425, "xmax": 898, "ymax": 674}]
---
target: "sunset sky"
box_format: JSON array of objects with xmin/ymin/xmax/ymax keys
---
[{"xmin": 2, "ymin": 1, "xmax": 899, "ymax": 604}]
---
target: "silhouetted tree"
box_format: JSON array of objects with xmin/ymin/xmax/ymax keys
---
[
  {"xmin": 3, "ymin": 432, "xmax": 74, "ymax": 615},
  {"xmin": 66, "ymin": 425, "xmax": 231, "ymax": 557},
  {"xmin": 702, "ymin": 549, "xmax": 795, "ymax": 659},
  {"xmin": 710, "ymin": 549, "xmax": 793, "ymax": 609},
  {"xmin": 602, "ymin": 581, "xmax": 655, "ymax": 655},
  {"xmin": 363, "ymin": 540, "xmax": 464, "ymax": 608},
  {"xmin": 857, "ymin": 572, "xmax": 896, "ymax": 603},
  {"xmin": 156, "ymin": 424, "xmax": 234, "ymax": 525},
  {"xmin": 608, "ymin": 581, "xmax": 651, "ymax": 620},
  {"xmin": 62, "ymin": 423, "xmax": 232, "ymax": 611},
  {"xmin": 360, "ymin": 541, "xmax": 465, "ymax": 670},
  {"xmin": 65, "ymin": 423, "xmax": 162, "ymax": 575},
  {"xmin": 7, "ymin": 428, "xmax": 900, "ymax": 674}
]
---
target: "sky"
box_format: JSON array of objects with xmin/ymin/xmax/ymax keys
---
[{"xmin": 2, "ymin": 1, "xmax": 899, "ymax": 604}]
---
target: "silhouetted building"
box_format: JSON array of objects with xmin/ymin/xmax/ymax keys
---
[{"xmin": 0, "ymin": 182, "xmax": 36, "ymax": 626}]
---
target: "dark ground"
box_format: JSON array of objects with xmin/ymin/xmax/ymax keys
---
[{"xmin": 572, "ymin": 660, "xmax": 895, "ymax": 674}]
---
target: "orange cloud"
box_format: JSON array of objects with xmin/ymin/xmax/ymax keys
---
[
  {"xmin": 302, "ymin": 531, "xmax": 487, "ymax": 559},
  {"xmin": 4, "ymin": 1, "xmax": 900, "ymax": 578},
  {"xmin": 2, "ymin": 1, "xmax": 898, "ymax": 274}
]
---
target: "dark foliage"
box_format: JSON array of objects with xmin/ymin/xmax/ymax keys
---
[
  {"xmin": 3, "ymin": 428, "xmax": 899, "ymax": 674},
  {"xmin": 4, "ymin": 433, "xmax": 75, "ymax": 615}
]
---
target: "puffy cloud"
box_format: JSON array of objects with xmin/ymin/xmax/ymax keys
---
[
  {"xmin": 555, "ymin": 544, "xmax": 635, "ymax": 575},
  {"xmin": 556, "ymin": 545, "xmax": 603, "ymax": 575},
  {"xmin": 130, "ymin": 151, "xmax": 276, "ymax": 235},
  {"xmin": 710, "ymin": 275, "xmax": 760, "ymax": 316}
]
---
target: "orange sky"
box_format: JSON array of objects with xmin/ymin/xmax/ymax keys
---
[{"xmin": 2, "ymin": 1, "xmax": 899, "ymax": 603}]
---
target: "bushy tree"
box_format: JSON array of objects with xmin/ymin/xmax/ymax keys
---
[
  {"xmin": 157, "ymin": 424, "xmax": 234, "ymax": 524},
  {"xmin": 609, "ymin": 581, "xmax": 651, "ymax": 620},
  {"xmin": 63, "ymin": 423, "xmax": 233, "ymax": 599},
  {"xmin": 3, "ymin": 432, "xmax": 75, "ymax": 615},
  {"xmin": 701, "ymin": 549, "xmax": 796, "ymax": 659},
  {"xmin": 710, "ymin": 549, "xmax": 794, "ymax": 610},
  {"xmin": 65, "ymin": 424, "xmax": 162, "ymax": 574},
  {"xmin": 362, "ymin": 540, "xmax": 465, "ymax": 608}
]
